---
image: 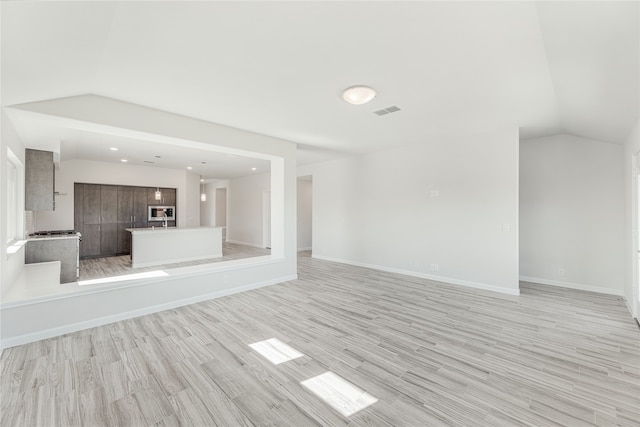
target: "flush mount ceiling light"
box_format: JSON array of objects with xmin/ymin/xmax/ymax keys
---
[{"xmin": 342, "ymin": 85, "xmax": 376, "ymax": 105}]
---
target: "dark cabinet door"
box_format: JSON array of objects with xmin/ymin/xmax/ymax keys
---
[
  {"xmin": 117, "ymin": 224, "xmax": 131, "ymax": 254},
  {"xmin": 160, "ymin": 188, "xmax": 176, "ymax": 206},
  {"xmin": 148, "ymin": 187, "xmax": 161, "ymax": 205},
  {"xmin": 100, "ymin": 223, "xmax": 118, "ymax": 255},
  {"xmin": 81, "ymin": 224, "xmax": 101, "ymax": 257},
  {"xmin": 83, "ymin": 184, "xmax": 101, "ymax": 225},
  {"xmin": 101, "ymin": 185, "xmax": 118, "ymax": 224},
  {"xmin": 133, "ymin": 187, "xmax": 149, "ymax": 225},
  {"xmin": 117, "ymin": 186, "xmax": 133, "ymax": 224},
  {"xmin": 74, "ymin": 183, "xmax": 84, "ymax": 232}
]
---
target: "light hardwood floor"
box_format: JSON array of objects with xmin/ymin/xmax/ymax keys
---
[
  {"xmin": 79, "ymin": 242, "xmax": 271, "ymax": 281},
  {"xmin": 2, "ymin": 252, "xmax": 639, "ymax": 426}
]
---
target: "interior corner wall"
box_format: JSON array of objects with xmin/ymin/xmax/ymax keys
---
[
  {"xmin": 227, "ymin": 172, "xmax": 271, "ymax": 248},
  {"xmin": 299, "ymin": 128, "xmax": 520, "ymax": 294},
  {"xmin": 520, "ymin": 134, "xmax": 625, "ymax": 295},
  {"xmin": 185, "ymin": 171, "xmax": 201, "ymax": 227},
  {"xmin": 297, "ymin": 178, "xmax": 312, "ymax": 250},
  {"xmin": 623, "ymin": 119, "xmax": 640, "ymax": 316}
]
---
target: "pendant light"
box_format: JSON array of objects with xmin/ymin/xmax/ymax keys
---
[
  {"xmin": 155, "ymin": 187, "xmax": 162, "ymax": 201},
  {"xmin": 200, "ymin": 161, "xmax": 207, "ymax": 202}
]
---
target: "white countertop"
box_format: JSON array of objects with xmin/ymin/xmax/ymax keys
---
[{"xmin": 125, "ymin": 226, "xmax": 223, "ymax": 233}]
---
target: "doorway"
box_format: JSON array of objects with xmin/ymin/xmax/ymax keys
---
[
  {"xmin": 297, "ymin": 176, "xmax": 313, "ymax": 252},
  {"xmin": 263, "ymin": 191, "xmax": 271, "ymax": 249}
]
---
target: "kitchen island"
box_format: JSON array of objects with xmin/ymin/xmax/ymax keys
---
[{"xmin": 126, "ymin": 226, "xmax": 223, "ymax": 268}]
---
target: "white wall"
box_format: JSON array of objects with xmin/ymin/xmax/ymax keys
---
[
  {"xmin": 297, "ymin": 128, "xmax": 520, "ymax": 294},
  {"xmin": 227, "ymin": 172, "xmax": 270, "ymax": 247},
  {"xmin": 623, "ymin": 119, "xmax": 640, "ymax": 317},
  {"xmin": 297, "ymin": 177, "xmax": 312, "ymax": 251},
  {"xmin": 199, "ymin": 180, "xmax": 228, "ymax": 227},
  {"xmin": 34, "ymin": 159, "xmax": 198, "ymax": 230},
  {"xmin": 185, "ymin": 171, "xmax": 201, "ymax": 227},
  {"xmin": 520, "ymin": 134, "xmax": 625, "ymax": 295},
  {"xmin": 1, "ymin": 111, "xmax": 26, "ymax": 298}
]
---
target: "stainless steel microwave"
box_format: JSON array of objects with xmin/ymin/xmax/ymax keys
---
[{"xmin": 148, "ymin": 206, "xmax": 175, "ymax": 221}]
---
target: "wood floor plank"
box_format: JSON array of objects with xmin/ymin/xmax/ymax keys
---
[{"xmin": 1, "ymin": 250, "xmax": 639, "ymax": 426}]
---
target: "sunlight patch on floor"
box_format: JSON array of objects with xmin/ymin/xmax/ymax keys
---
[
  {"xmin": 248, "ymin": 338, "xmax": 304, "ymax": 365},
  {"xmin": 77, "ymin": 270, "xmax": 169, "ymax": 285},
  {"xmin": 301, "ymin": 371, "xmax": 377, "ymax": 417}
]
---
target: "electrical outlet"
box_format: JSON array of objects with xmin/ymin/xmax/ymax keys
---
[
  {"xmin": 429, "ymin": 190, "xmax": 440, "ymax": 198},
  {"xmin": 430, "ymin": 263, "xmax": 440, "ymax": 272},
  {"xmin": 558, "ymin": 268, "xmax": 565, "ymax": 277}
]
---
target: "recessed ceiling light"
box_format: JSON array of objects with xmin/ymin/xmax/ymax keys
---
[
  {"xmin": 251, "ymin": 167, "xmax": 257, "ymax": 171},
  {"xmin": 201, "ymin": 161, "xmax": 207, "ymax": 164},
  {"xmin": 342, "ymin": 85, "xmax": 376, "ymax": 105},
  {"xmin": 109, "ymin": 147, "xmax": 119, "ymax": 151},
  {"xmin": 187, "ymin": 166, "xmax": 193, "ymax": 170},
  {"xmin": 155, "ymin": 155, "xmax": 161, "ymax": 158},
  {"xmin": 121, "ymin": 159, "xmax": 128, "ymax": 163}
]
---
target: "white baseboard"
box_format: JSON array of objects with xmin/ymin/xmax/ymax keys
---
[
  {"xmin": 1, "ymin": 274, "xmax": 297, "ymax": 349},
  {"xmin": 225, "ymin": 239, "xmax": 266, "ymax": 249},
  {"xmin": 519, "ymin": 276, "xmax": 624, "ymax": 296},
  {"xmin": 297, "ymin": 247, "xmax": 312, "ymax": 252},
  {"xmin": 312, "ymin": 255, "xmax": 520, "ymax": 296}
]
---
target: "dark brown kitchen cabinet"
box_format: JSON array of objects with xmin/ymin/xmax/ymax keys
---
[
  {"xmin": 147, "ymin": 187, "xmax": 176, "ymax": 207},
  {"xmin": 75, "ymin": 183, "xmax": 176, "ymax": 258},
  {"xmin": 132, "ymin": 186, "xmax": 148, "ymax": 227},
  {"xmin": 147, "ymin": 187, "xmax": 160, "ymax": 205},
  {"xmin": 75, "ymin": 184, "xmax": 117, "ymax": 258},
  {"xmin": 83, "ymin": 184, "xmax": 101, "ymax": 224},
  {"xmin": 101, "ymin": 186, "xmax": 118, "ymax": 224},
  {"xmin": 117, "ymin": 224, "xmax": 131, "ymax": 254},
  {"xmin": 74, "ymin": 183, "xmax": 84, "ymax": 233},
  {"xmin": 81, "ymin": 224, "xmax": 101, "ymax": 257},
  {"xmin": 117, "ymin": 186, "xmax": 133, "ymax": 223},
  {"xmin": 160, "ymin": 187, "xmax": 176, "ymax": 206},
  {"xmin": 117, "ymin": 186, "xmax": 134, "ymax": 254},
  {"xmin": 100, "ymin": 223, "xmax": 118, "ymax": 255}
]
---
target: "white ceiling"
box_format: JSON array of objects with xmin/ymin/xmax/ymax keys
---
[
  {"xmin": 57, "ymin": 130, "xmax": 271, "ymax": 180},
  {"xmin": 1, "ymin": 1, "xmax": 638, "ymax": 172}
]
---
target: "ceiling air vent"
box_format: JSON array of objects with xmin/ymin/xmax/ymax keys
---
[{"xmin": 373, "ymin": 105, "xmax": 401, "ymax": 116}]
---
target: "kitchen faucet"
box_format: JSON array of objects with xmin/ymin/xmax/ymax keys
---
[{"xmin": 163, "ymin": 212, "xmax": 168, "ymax": 229}]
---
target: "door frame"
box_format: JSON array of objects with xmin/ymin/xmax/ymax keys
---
[{"xmin": 263, "ymin": 190, "xmax": 271, "ymax": 249}]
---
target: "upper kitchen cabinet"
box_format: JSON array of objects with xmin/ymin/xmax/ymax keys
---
[
  {"xmin": 147, "ymin": 187, "xmax": 176, "ymax": 206},
  {"xmin": 160, "ymin": 188, "xmax": 176, "ymax": 206},
  {"xmin": 25, "ymin": 149, "xmax": 54, "ymax": 211}
]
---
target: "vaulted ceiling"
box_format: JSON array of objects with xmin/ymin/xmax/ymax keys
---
[{"xmin": 2, "ymin": 1, "xmax": 638, "ymax": 170}]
